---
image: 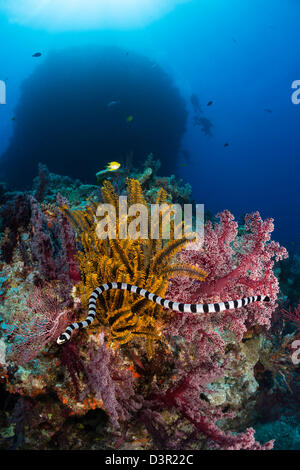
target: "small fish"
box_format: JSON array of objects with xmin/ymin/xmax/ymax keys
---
[
  {"xmin": 129, "ymin": 350, "xmax": 145, "ymax": 371},
  {"xmin": 32, "ymin": 52, "xmax": 42, "ymax": 58},
  {"xmin": 264, "ymin": 108, "xmax": 272, "ymax": 114},
  {"xmin": 107, "ymin": 100, "xmax": 120, "ymax": 108},
  {"xmin": 207, "ymin": 101, "xmax": 213, "ymax": 106},
  {"xmin": 11, "ymin": 117, "xmax": 16, "ymax": 121},
  {"xmin": 96, "ymin": 161, "xmax": 121, "ymax": 180},
  {"xmin": 126, "ymin": 115, "xmax": 134, "ymax": 123},
  {"xmin": 224, "ymin": 142, "xmax": 229, "ymax": 147},
  {"xmin": 106, "ymin": 161, "xmax": 121, "ymax": 171}
]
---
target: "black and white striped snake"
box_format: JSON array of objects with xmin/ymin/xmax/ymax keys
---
[{"xmin": 56, "ymin": 282, "xmax": 270, "ymax": 345}]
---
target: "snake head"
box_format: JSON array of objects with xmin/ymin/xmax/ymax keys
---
[{"xmin": 57, "ymin": 333, "xmax": 68, "ymax": 345}]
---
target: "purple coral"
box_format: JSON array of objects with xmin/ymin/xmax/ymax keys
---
[
  {"xmin": 34, "ymin": 163, "xmax": 50, "ymax": 203},
  {"xmin": 29, "ymin": 195, "xmax": 80, "ymax": 284},
  {"xmin": 282, "ymin": 303, "xmax": 300, "ymax": 334},
  {"xmin": 59, "ymin": 341, "xmax": 86, "ymax": 397},
  {"xmin": 81, "ymin": 333, "xmax": 141, "ymax": 427},
  {"xmin": 56, "ymin": 193, "xmax": 81, "ymax": 283},
  {"xmin": 29, "ymin": 196, "xmax": 58, "ymax": 281},
  {"xmin": 0, "ymin": 194, "xmax": 31, "ymax": 263}
]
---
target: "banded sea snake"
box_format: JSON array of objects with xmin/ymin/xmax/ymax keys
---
[{"xmin": 56, "ymin": 282, "xmax": 271, "ymax": 345}]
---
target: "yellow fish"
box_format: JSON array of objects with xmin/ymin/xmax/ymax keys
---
[
  {"xmin": 96, "ymin": 161, "xmax": 121, "ymax": 180},
  {"xmin": 126, "ymin": 115, "xmax": 134, "ymax": 123},
  {"xmin": 106, "ymin": 161, "xmax": 121, "ymax": 171}
]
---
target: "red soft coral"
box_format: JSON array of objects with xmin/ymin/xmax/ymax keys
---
[{"xmin": 144, "ymin": 353, "xmax": 273, "ymax": 450}]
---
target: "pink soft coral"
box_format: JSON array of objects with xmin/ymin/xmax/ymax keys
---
[
  {"xmin": 167, "ymin": 210, "xmax": 288, "ymax": 340},
  {"xmin": 158, "ymin": 210, "xmax": 284, "ymax": 449}
]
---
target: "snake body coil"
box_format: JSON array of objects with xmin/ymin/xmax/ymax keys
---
[{"xmin": 56, "ymin": 282, "xmax": 270, "ymax": 345}]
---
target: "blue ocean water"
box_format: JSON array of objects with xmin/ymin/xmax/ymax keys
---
[
  {"xmin": 0, "ymin": 0, "xmax": 299, "ymax": 450},
  {"xmin": 0, "ymin": 0, "xmax": 300, "ymax": 247}
]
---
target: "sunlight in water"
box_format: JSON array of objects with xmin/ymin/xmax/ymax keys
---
[{"xmin": 0, "ymin": 0, "xmax": 191, "ymax": 30}]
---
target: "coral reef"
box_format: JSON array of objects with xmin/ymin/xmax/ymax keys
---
[
  {"xmin": 61, "ymin": 178, "xmax": 205, "ymax": 353},
  {"xmin": 0, "ymin": 161, "xmax": 296, "ymax": 450},
  {"xmin": 167, "ymin": 210, "xmax": 288, "ymax": 339}
]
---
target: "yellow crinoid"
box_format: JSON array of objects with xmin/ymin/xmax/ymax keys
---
[{"xmin": 60, "ymin": 178, "xmax": 207, "ymax": 355}]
